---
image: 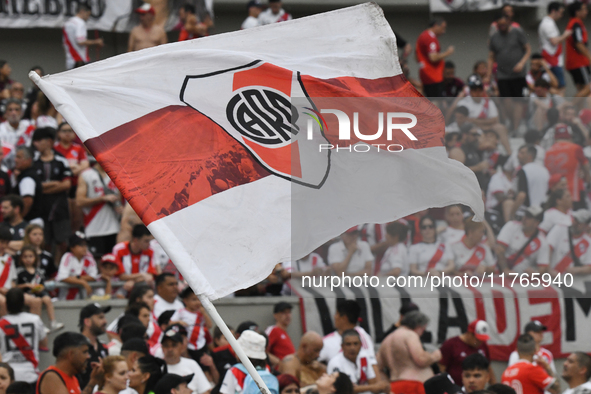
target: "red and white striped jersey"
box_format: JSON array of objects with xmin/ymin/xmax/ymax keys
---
[
  {"xmin": 62, "ymin": 16, "xmax": 89, "ymax": 70},
  {"xmin": 327, "ymin": 350, "xmax": 376, "ymax": 389},
  {"xmin": 0, "ymin": 312, "xmax": 46, "ymax": 383},
  {"xmin": 112, "ymin": 241, "xmax": 156, "ymax": 276},
  {"xmin": 56, "ymin": 252, "xmax": 98, "ymax": 299},
  {"xmin": 0, "ymin": 254, "xmax": 16, "ymax": 289},
  {"xmin": 170, "ymin": 308, "xmax": 211, "ymax": 351}
]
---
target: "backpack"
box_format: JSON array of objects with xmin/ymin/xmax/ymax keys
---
[{"xmin": 234, "ymin": 364, "xmax": 279, "ymax": 394}]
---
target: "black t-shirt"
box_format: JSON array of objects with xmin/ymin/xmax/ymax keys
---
[
  {"xmin": 0, "ymin": 219, "xmax": 29, "ymax": 241},
  {"xmin": 17, "ymin": 167, "xmax": 44, "ymax": 222},
  {"xmin": 33, "ymin": 152, "xmax": 73, "ymax": 222},
  {"xmin": 76, "ymin": 339, "xmax": 107, "ymax": 389},
  {"xmin": 15, "ymin": 250, "xmax": 57, "ymax": 279},
  {"xmin": 16, "ymin": 266, "xmax": 45, "ymax": 287},
  {"xmin": 0, "ymin": 170, "xmax": 11, "ymax": 199}
]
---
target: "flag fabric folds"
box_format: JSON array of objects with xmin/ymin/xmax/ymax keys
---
[{"xmin": 32, "ymin": 3, "xmax": 484, "ymax": 300}]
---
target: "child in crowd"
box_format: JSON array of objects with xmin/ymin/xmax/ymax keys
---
[
  {"xmin": 93, "ymin": 254, "xmax": 124, "ymax": 299},
  {"xmin": 22, "ymin": 224, "xmax": 56, "ymax": 280},
  {"xmin": 16, "ymin": 245, "xmax": 63, "ymax": 331},
  {"xmin": 55, "ymin": 232, "xmax": 98, "ymax": 300}
]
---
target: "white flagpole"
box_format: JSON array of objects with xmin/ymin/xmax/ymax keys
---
[{"xmin": 198, "ymin": 295, "xmax": 272, "ymax": 394}]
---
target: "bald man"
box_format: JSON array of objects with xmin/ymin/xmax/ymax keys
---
[{"xmin": 279, "ymin": 331, "xmax": 326, "ymax": 386}]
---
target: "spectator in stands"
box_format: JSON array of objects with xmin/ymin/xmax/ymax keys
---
[
  {"xmin": 508, "ymin": 321, "xmax": 556, "ymax": 375},
  {"xmin": 562, "ymin": 352, "xmax": 591, "ymax": 394},
  {"xmin": 0, "ymin": 99, "xmax": 32, "ymax": 149},
  {"xmin": 22, "ymin": 223, "xmax": 56, "ymax": 280},
  {"xmin": 439, "ymin": 320, "xmax": 495, "ymax": 385},
  {"xmin": 409, "ymin": 216, "xmax": 453, "ymax": 277},
  {"xmin": 510, "ymin": 145, "xmax": 550, "ymax": 219},
  {"xmin": 161, "ymin": 326, "xmax": 212, "ymax": 394},
  {"xmin": 1, "ymin": 195, "xmax": 27, "ymax": 254},
  {"xmin": 56, "ymin": 232, "xmax": 98, "ymax": 300},
  {"xmin": 505, "ymin": 129, "xmax": 546, "ymax": 177},
  {"xmin": 527, "ymin": 79, "xmax": 565, "ymax": 132},
  {"xmin": 496, "ymin": 206, "xmax": 549, "ymax": 274},
  {"xmin": 415, "ymin": 18, "xmax": 454, "ymax": 98},
  {"xmin": 378, "ymin": 222, "xmax": 408, "ymax": 276},
  {"xmin": 439, "ymin": 205, "xmax": 466, "ymax": 245},
  {"xmin": 94, "ymin": 254, "xmax": 118, "ymax": 298},
  {"xmin": 442, "ymin": 61, "xmax": 465, "ymax": 98},
  {"xmin": 566, "ymin": 2, "xmax": 591, "ymax": 98},
  {"xmin": 380, "ymin": 302, "xmax": 420, "ymax": 342},
  {"xmin": 97, "ymin": 355, "xmax": 130, "ymax": 394},
  {"xmin": 129, "ymin": 355, "xmax": 168, "ymax": 394},
  {"xmin": 242, "ymin": 0, "xmax": 263, "ymax": 29},
  {"xmin": 449, "ymin": 218, "xmax": 495, "ymax": 275},
  {"xmin": 539, "ymin": 2, "xmax": 571, "ymax": 96},
  {"xmin": 107, "ymin": 314, "xmax": 146, "ymax": 356},
  {"xmin": 0, "ymin": 363, "xmax": 13, "ymax": 394},
  {"xmin": 178, "ymin": 4, "xmax": 206, "ymax": 41},
  {"xmin": 33, "ymin": 92, "xmax": 59, "ymax": 129},
  {"xmin": 154, "ymin": 273, "xmax": 183, "ymax": 318},
  {"xmin": 279, "ymin": 331, "xmax": 325, "ymax": 387},
  {"xmin": 378, "ymin": 311, "xmax": 440, "ymax": 394},
  {"xmin": 448, "ymin": 123, "xmax": 488, "ymax": 189},
  {"xmin": 526, "ymin": 55, "xmax": 559, "ymax": 92},
  {"xmin": 15, "ymin": 146, "xmax": 45, "ymax": 225},
  {"xmin": 0, "ymin": 61, "xmax": 12, "ymax": 99},
  {"xmin": 77, "ymin": 303, "xmax": 110, "ymax": 389},
  {"xmin": 32, "ymin": 127, "xmax": 72, "ymax": 261},
  {"xmin": 302, "ymin": 372, "xmax": 354, "ymax": 394},
  {"xmin": 292, "ymin": 252, "xmax": 327, "ymax": 278},
  {"xmin": 121, "ymin": 338, "xmax": 149, "ymax": 375},
  {"xmin": 544, "ymin": 124, "xmax": 590, "ymax": 210},
  {"xmin": 37, "ymin": 331, "xmax": 102, "ymax": 394},
  {"xmin": 546, "ymin": 209, "xmax": 591, "ymax": 275},
  {"xmin": 485, "ymin": 157, "xmax": 514, "ymax": 233},
  {"xmin": 489, "ymin": 13, "xmax": 531, "ymax": 134},
  {"xmin": 112, "ymin": 224, "xmax": 158, "ymax": 285},
  {"xmin": 210, "ymin": 326, "xmax": 236, "ymax": 393},
  {"xmin": 278, "ymin": 374, "xmax": 299, "ymax": 394},
  {"xmin": 62, "ymin": 4, "xmax": 103, "ymax": 69},
  {"xmin": 0, "ymin": 288, "xmax": 46, "ymax": 384},
  {"xmin": 128, "ymin": 4, "xmax": 167, "ymax": 52},
  {"xmin": 501, "ymin": 334, "xmax": 558, "ymax": 394},
  {"xmin": 319, "ymin": 300, "xmax": 376, "ymax": 368},
  {"xmin": 445, "ymin": 106, "xmax": 470, "ymax": 134},
  {"xmin": 265, "ymin": 301, "xmax": 295, "ymax": 365},
  {"xmin": 258, "ymin": 0, "xmax": 292, "ymax": 25},
  {"xmin": 326, "ymin": 329, "xmax": 387, "ymax": 394},
  {"xmin": 328, "ymin": 226, "xmax": 374, "ymax": 276},
  {"xmin": 540, "ymin": 189, "xmax": 572, "ymax": 234},
  {"xmin": 461, "ymin": 353, "xmax": 490, "ymax": 393}
]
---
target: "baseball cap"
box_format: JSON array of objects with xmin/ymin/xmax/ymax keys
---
[
  {"xmin": 237, "ymin": 330, "xmax": 267, "ymax": 360},
  {"xmin": 467, "ymin": 320, "xmax": 490, "ymax": 342},
  {"xmin": 524, "ymin": 320, "xmax": 547, "ymax": 333},
  {"xmin": 154, "ymin": 374, "xmax": 194, "ymax": 394},
  {"xmin": 161, "ymin": 328, "xmax": 184, "ymax": 344},
  {"xmin": 524, "ymin": 206, "xmax": 543, "ymax": 220},
  {"xmin": 467, "ymin": 74, "xmax": 483, "ymax": 89},
  {"xmin": 246, "ymin": 0, "xmax": 263, "ymax": 9},
  {"xmin": 135, "ymin": 3, "xmax": 155, "ymax": 15},
  {"xmin": 554, "ymin": 123, "xmax": 572, "ymax": 140},
  {"xmin": 345, "ymin": 226, "xmax": 359, "ymax": 234},
  {"xmin": 274, "ymin": 301, "xmax": 292, "ymax": 314},
  {"xmin": 121, "ymin": 338, "xmax": 149, "ymax": 354},
  {"xmin": 573, "ymin": 209, "xmax": 591, "ymax": 224},
  {"xmin": 79, "ymin": 303, "xmax": 111, "ymax": 326},
  {"xmin": 166, "ymin": 323, "xmax": 188, "ymax": 337},
  {"xmin": 237, "ymin": 321, "xmax": 259, "ymax": 335},
  {"xmin": 423, "ymin": 373, "xmax": 463, "ymax": 394},
  {"xmin": 100, "ymin": 253, "xmax": 118, "ymax": 266},
  {"xmin": 69, "ymin": 231, "xmax": 87, "ymax": 247}
]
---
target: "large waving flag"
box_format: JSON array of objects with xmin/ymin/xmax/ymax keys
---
[{"xmin": 32, "ymin": 3, "xmax": 484, "ymax": 300}]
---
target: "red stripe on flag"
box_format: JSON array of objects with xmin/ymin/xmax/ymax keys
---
[{"xmin": 233, "ymin": 63, "xmax": 292, "ymax": 96}]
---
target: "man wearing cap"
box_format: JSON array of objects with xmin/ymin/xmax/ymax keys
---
[
  {"xmin": 162, "ymin": 326, "xmax": 212, "ymax": 394},
  {"xmin": 154, "ymin": 373, "xmax": 194, "ymax": 394},
  {"xmin": 62, "ymin": 4, "xmax": 104, "ymax": 69},
  {"xmin": 128, "ymin": 4, "xmax": 167, "ymax": 52},
  {"xmin": 544, "ymin": 123, "xmax": 591, "ymax": 210},
  {"xmin": 328, "ymin": 227, "xmax": 374, "ymax": 276},
  {"xmin": 32, "ymin": 127, "xmax": 73, "ymax": 261},
  {"xmin": 508, "ymin": 321, "xmax": 556, "ymax": 379},
  {"xmin": 562, "ymin": 352, "xmax": 591, "ymax": 394},
  {"xmin": 546, "ymin": 209, "xmax": 591, "ymax": 274},
  {"xmin": 501, "ymin": 334, "xmax": 559, "ymax": 394},
  {"xmin": 439, "ymin": 319, "xmax": 496, "ymax": 386},
  {"xmin": 76, "ymin": 159, "xmax": 121, "ymax": 259},
  {"xmin": 510, "ymin": 144, "xmax": 550, "ymax": 220},
  {"xmin": 56, "ymin": 232, "xmax": 98, "ymax": 300},
  {"xmin": 258, "ymin": 0, "xmax": 292, "ymax": 25},
  {"xmin": 242, "ymin": 1, "xmax": 263, "ymax": 29},
  {"xmin": 265, "ymin": 302, "xmax": 295, "ymax": 365},
  {"xmin": 496, "ymin": 206, "xmax": 550, "ymax": 274},
  {"xmin": 37, "ymin": 331, "xmax": 102, "ymax": 394},
  {"xmin": 77, "ymin": 303, "xmax": 111, "ymax": 388}
]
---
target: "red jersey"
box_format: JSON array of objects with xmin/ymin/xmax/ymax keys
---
[
  {"xmin": 54, "ymin": 142, "xmax": 87, "ymax": 186},
  {"xmin": 112, "ymin": 241, "xmax": 156, "ymax": 276},
  {"xmin": 544, "ymin": 140, "xmax": 588, "ymax": 202},
  {"xmin": 566, "ymin": 17, "xmax": 589, "ymax": 70},
  {"xmin": 502, "ymin": 360, "xmax": 554, "ymax": 394},
  {"xmin": 416, "ymin": 30, "xmax": 444, "ymax": 85},
  {"xmin": 264, "ymin": 325, "xmax": 295, "ymax": 360},
  {"xmin": 36, "ymin": 365, "xmax": 81, "ymax": 394}
]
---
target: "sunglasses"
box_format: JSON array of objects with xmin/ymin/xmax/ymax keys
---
[{"xmin": 420, "ymin": 224, "xmax": 434, "ymax": 229}]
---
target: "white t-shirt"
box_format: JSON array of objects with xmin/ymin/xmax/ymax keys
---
[
  {"xmin": 546, "ymin": 225, "xmax": 591, "ymax": 271},
  {"xmin": 504, "ymin": 145, "xmax": 546, "ymax": 174},
  {"xmin": 319, "ymin": 326, "xmax": 375, "ymax": 364},
  {"xmin": 328, "ymin": 240, "xmax": 374, "ymax": 274},
  {"xmin": 241, "ymin": 16, "xmax": 259, "ymax": 29},
  {"xmin": 379, "ymin": 243, "xmax": 408, "ymax": 276},
  {"xmin": 0, "ymin": 312, "xmax": 46, "ymax": 383},
  {"xmin": 497, "ymin": 221, "xmax": 550, "ymax": 272},
  {"xmin": 258, "ymin": 8, "xmax": 292, "ymax": 25},
  {"xmin": 457, "ymin": 97, "xmax": 498, "ymax": 119},
  {"xmin": 56, "ymin": 252, "xmax": 99, "ymax": 299},
  {"xmin": 539, "ymin": 208, "xmax": 572, "ymax": 234},
  {"xmin": 519, "ymin": 162, "xmax": 550, "ymax": 209},
  {"xmin": 294, "ymin": 252, "xmax": 326, "ymax": 273},
  {"xmin": 80, "ymin": 168, "xmax": 120, "ymax": 237},
  {"xmin": 486, "ymin": 171, "xmax": 514, "ymax": 211},
  {"xmin": 408, "ymin": 242, "xmax": 453, "ymax": 273},
  {"xmin": 166, "ymin": 357, "xmax": 212, "ymax": 394},
  {"xmin": 449, "ymin": 239, "xmax": 495, "ymax": 273},
  {"xmin": 439, "ymin": 227, "xmax": 465, "ymax": 246},
  {"xmin": 538, "ymin": 16, "xmax": 563, "ymax": 67},
  {"xmin": 0, "ymin": 120, "xmax": 32, "ymax": 148},
  {"xmin": 63, "ymin": 16, "xmax": 88, "ymax": 69},
  {"xmin": 563, "ymin": 381, "xmax": 591, "ymax": 394},
  {"xmin": 327, "ymin": 350, "xmax": 376, "ymax": 393},
  {"xmin": 153, "ymin": 294, "xmax": 184, "ymax": 318}
]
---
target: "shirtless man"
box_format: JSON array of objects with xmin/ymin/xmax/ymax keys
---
[
  {"xmin": 377, "ymin": 311, "xmax": 441, "ymax": 394},
  {"xmin": 279, "ymin": 331, "xmax": 326, "ymax": 387},
  {"xmin": 128, "ymin": 4, "xmax": 167, "ymax": 52}
]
